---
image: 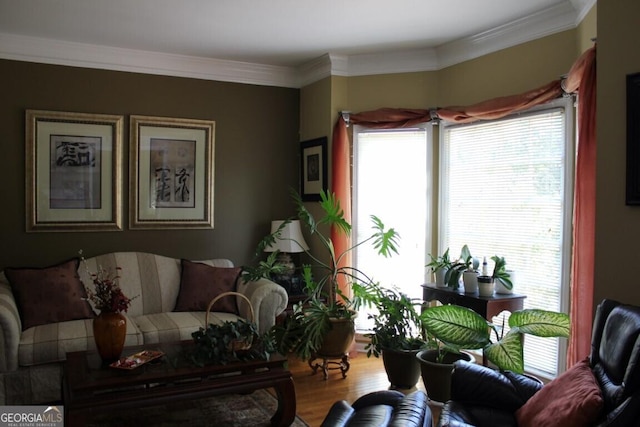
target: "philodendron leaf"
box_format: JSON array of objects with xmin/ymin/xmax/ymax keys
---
[
  {"xmin": 370, "ymin": 215, "xmax": 400, "ymax": 258},
  {"xmin": 485, "ymin": 330, "xmax": 524, "ymax": 373},
  {"xmin": 509, "ymin": 309, "xmax": 570, "ymax": 338},
  {"xmin": 318, "ymin": 190, "xmax": 351, "ymax": 236},
  {"xmin": 421, "ymin": 305, "xmax": 491, "ymax": 349}
]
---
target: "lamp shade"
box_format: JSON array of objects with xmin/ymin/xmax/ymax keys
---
[{"xmin": 265, "ymin": 220, "xmax": 309, "ymax": 253}]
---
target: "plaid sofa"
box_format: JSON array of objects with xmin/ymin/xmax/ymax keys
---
[{"xmin": 0, "ymin": 252, "xmax": 288, "ymax": 404}]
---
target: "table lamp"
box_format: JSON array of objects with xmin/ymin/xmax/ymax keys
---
[{"xmin": 264, "ymin": 219, "xmax": 309, "ymax": 277}]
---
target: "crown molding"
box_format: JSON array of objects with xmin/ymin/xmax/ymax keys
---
[
  {"xmin": 0, "ymin": 0, "xmax": 592, "ymax": 88},
  {"xmin": 298, "ymin": 1, "xmax": 584, "ymax": 81},
  {"xmin": 435, "ymin": 1, "xmax": 577, "ymax": 69},
  {"xmin": 344, "ymin": 48, "xmax": 439, "ymax": 76},
  {"xmin": 572, "ymin": 0, "xmax": 597, "ymax": 23},
  {"xmin": 0, "ymin": 32, "xmax": 300, "ymax": 88}
]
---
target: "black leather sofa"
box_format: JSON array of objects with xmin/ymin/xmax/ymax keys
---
[
  {"xmin": 321, "ymin": 389, "xmax": 432, "ymax": 427},
  {"xmin": 437, "ymin": 299, "xmax": 640, "ymax": 427}
]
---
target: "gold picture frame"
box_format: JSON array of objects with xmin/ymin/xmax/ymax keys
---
[
  {"xmin": 26, "ymin": 110, "xmax": 123, "ymax": 232},
  {"xmin": 129, "ymin": 115, "xmax": 215, "ymax": 229}
]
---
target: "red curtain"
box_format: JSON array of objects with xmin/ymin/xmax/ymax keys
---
[
  {"xmin": 331, "ymin": 47, "xmax": 596, "ymax": 365},
  {"xmin": 566, "ymin": 46, "xmax": 597, "ymax": 367},
  {"xmin": 331, "ymin": 117, "xmax": 353, "ymax": 300}
]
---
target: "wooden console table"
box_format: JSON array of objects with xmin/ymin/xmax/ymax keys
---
[{"xmin": 421, "ymin": 283, "xmax": 526, "ymax": 365}]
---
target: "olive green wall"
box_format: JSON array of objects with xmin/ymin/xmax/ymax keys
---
[
  {"xmin": 345, "ymin": 72, "xmax": 439, "ymax": 112},
  {"xmin": 0, "ymin": 59, "xmax": 300, "ymax": 269},
  {"xmin": 437, "ymin": 30, "xmax": 576, "ymax": 106},
  {"xmin": 595, "ymin": 0, "xmax": 640, "ymax": 306},
  {"xmin": 577, "ymin": 4, "xmax": 597, "ymax": 54}
]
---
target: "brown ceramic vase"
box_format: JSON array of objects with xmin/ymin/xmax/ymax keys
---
[{"xmin": 93, "ymin": 311, "xmax": 126, "ymax": 363}]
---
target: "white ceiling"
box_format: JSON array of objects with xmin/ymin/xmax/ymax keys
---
[{"xmin": 0, "ymin": 0, "xmax": 596, "ymax": 88}]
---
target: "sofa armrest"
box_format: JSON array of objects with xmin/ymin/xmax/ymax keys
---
[
  {"xmin": 450, "ymin": 361, "xmax": 542, "ymax": 411},
  {"xmin": 236, "ymin": 277, "xmax": 287, "ymax": 334},
  {"xmin": 0, "ymin": 273, "xmax": 21, "ymax": 372},
  {"xmin": 320, "ymin": 400, "xmax": 356, "ymax": 427}
]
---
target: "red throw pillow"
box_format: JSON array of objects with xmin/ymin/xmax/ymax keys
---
[
  {"xmin": 5, "ymin": 258, "xmax": 95, "ymax": 330},
  {"xmin": 174, "ymin": 259, "xmax": 241, "ymax": 314},
  {"xmin": 516, "ymin": 357, "xmax": 603, "ymax": 427}
]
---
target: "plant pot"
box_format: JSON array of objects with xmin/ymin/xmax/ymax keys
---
[
  {"xmin": 434, "ymin": 268, "xmax": 448, "ymax": 288},
  {"xmin": 93, "ymin": 311, "xmax": 126, "ymax": 363},
  {"xmin": 463, "ymin": 271, "xmax": 478, "ymax": 293},
  {"xmin": 416, "ymin": 349, "xmax": 475, "ymax": 403},
  {"xmin": 316, "ymin": 316, "xmax": 356, "ymax": 357},
  {"xmin": 495, "ymin": 270, "xmax": 515, "ymax": 294},
  {"xmin": 477, "ymin": 276, "xmax": 494, "ymax": 297},
  {"xmin": 381, "ymin": 348, "xmax": 422, "ymax": 389}
]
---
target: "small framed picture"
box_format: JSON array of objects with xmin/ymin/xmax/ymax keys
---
[
  {"xmin": 129, "ymin": 115, "xmax": 215, "ymax": 229},
  {"xmin": 300, "ymin": 137, "xmax": 327, "ymax": 201},
  {"xmin": 25, "ymin": 110, "xmax": 123, "ymax": 232}
]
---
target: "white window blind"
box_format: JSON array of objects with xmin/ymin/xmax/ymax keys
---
[
  {"xmin": 353, "ymin": 126, "xmax": 432, "ymax": 331},
  {"xmin": 441, "ymin": 102, "xmax": 573, "ymax": 378}
]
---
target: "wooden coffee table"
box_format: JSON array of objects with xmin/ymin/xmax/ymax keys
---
[{"xmin": 63, "ymin": 341, "xmax": 296, "ymax": 426}]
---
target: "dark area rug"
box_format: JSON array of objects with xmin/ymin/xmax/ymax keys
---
[{"xmin": 86, "ymin": 389, "xmax": 308, "ymax": 427}]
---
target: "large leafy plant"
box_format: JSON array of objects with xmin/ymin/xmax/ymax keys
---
[
  {"xmin": 420, "ymin": 304, "xmax": 570, "ymax": 373},
  {"xmin": 360, "ymin": 283, "xmax": 432, "ymax": 357},
  {"xmin": 247, "ymin": 189, "xmax": 400, "ymax": 360}
]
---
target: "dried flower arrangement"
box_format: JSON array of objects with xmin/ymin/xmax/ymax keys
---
[{"xmin": 80, "ymin": 251, "xmax": 135, "ymax": 314}]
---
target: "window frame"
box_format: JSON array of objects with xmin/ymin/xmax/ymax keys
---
[
  {"xmin": 352, "ymin": 123, "xmax": 434, "ymax": 331},
  {"xmin": 438, "ymin": 97, "xmax": 575, "ymax": 377}
]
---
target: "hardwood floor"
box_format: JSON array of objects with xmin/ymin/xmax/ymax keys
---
[{"xmin": 282, "ymin": 352, "xmax": 440, "ymax": 427}]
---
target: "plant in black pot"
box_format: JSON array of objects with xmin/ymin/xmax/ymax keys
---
[
  {"xmin": 360, "ymin": 282, "xmax": 433, "ymax": 389},
  {"xmin": 417, "ymin": 303, "xmax": 570, "ymax": 401},
  {"xmin": 245, "ymin": 190, "xmax": 400, "ymax": 370}
]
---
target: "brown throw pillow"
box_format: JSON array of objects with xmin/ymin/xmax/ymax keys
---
[
  {"xmin": 174, "ymin": 259, "xmax": 241, "ymax": 314},
  {"xmin": 5, "ymin": 258, "xmax": 95, "ymax": 331},
  {"xmin": 516, "ymin": 357, "xmax": 604, "ymax": 427}
]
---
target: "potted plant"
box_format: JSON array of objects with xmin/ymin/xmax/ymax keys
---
[
  {"xmin": 246, "ymin": 190, "xmax": 400, "ymax": 363},
  {"xmin": 189, "ymin": 318, "xmax": 276, "ymax": 366},
  {"xmin": 361, "ymin": 283, "xmax": 432, "ymax": 389},
  {"xmin": 416, "ymin": 304, "xmax": 569, "ymax": 402},
  {"xmin": 426, "ymin": 249, "xmax": 453, "ymax": 287},
  {"xmin": 415, "ymin": 346, "xmax": 475, "ymax": 403},
  {"xmin": 492, "ymin": 255, "xmax": 514, "ymax": 294},
  {"xmin": 476, "ymin": 255, "xmax": 513, "ymax": 297},
  {"xmin": 444, "ymin": 245, "xmax": 480, "ymax": 292},
  {"xmin": 420, "ymin": 304, "xmax": 570, "ymax": 374}
]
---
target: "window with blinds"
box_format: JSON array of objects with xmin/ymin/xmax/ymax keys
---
[
  {"xmin": 353, "ymin": 126, "xmax": 432, "ymax": 331},
  {"xmin": 440, "ymin": 99, "xmax": 574, "ymax": 378}
]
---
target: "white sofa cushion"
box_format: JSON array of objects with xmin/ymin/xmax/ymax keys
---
[
  {"xmin": 18, "ymin": 315, "xmax": 143, "ymax": 366},
  {"xmin": 134, "ymin": 311, "xmax": 242, "ymax": 344},
  {"xmin": 78, "ymin": 252, "xmax": 235, "ymax": 317}
]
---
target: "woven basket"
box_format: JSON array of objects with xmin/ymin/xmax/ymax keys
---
[{"xmin": 205, "ymin": 291, "xmax": 255, "ymax": 352}]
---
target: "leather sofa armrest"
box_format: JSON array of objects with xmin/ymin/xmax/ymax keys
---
[
  {"xmin": 320, "ymin": 400, "xmax": 355, "ymax": 427},
  {"xmin": 351, "ymin": 390, "xmax": 405, "ymax": 409},
  {"xmin": 450, "ymin": 361, "xmax": 542, "ymax": 411},
  {"xmin": 0, "ymin": 273, "xmax": 21, "ymax": 372},
  {"xmin": 595, "ymin": 393, "xmax": 640, "ymax": 427},
  {"xmin": 236, "ymin": 277, "xmax": 287, "ymax": 334}
]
